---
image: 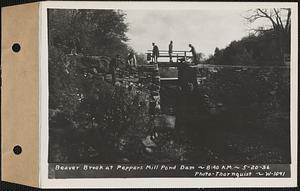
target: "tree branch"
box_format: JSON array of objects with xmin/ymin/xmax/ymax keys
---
[
  {"xmin": 273, "ymin": 8, "xmax": 284, "ymax": 31},
  {"xmin": 285, "ymin": 9, "xmax": 291, "ymax": 33},
  {"xmin": 257, "ymin": 8, "xmax": 277, "ymax": 29}
]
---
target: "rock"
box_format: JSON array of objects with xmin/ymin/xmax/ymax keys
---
[
  {"xmin": 115, "ymin": 81, "xmax": 121, "ymax": 86},
  {"xmin": 145, "ymin": 147, "xmax": 153, "ymax": 153},
  {"xmin": 150, "ymin": 132, "xmax": 158, "ymax": 140},
  {"xmin": 122, "ymin": 158, "xmax": 130, "ymax": 162},
  {"xmin": 217, "ymin": 102, "xmax": 223, "ymax": 107},
  {"xmin": 142, "ymin": 136, "xmax": 157, "ymax": 147},
  {"xmin": 155, "ymin": 104, "xmax": 161, "ymax": 111}
]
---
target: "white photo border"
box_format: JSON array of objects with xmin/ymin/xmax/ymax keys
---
[{"xmin": 40, "ymin": 1, "xmax": 298, "ymax": 188}]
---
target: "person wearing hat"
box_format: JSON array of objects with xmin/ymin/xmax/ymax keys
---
[
  {"xmin": 189, "ymin": 44, "xmax": 198, "ymax": 65},
  {"xmin": 152, "ymin": 43, "xmax": 159, "ymax": 63},
  {"xmin": 169, "ymin": 41, "xmax": 173, "ymax": 62}
]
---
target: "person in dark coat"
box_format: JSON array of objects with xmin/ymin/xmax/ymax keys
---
[
  {"xmin": 169, "ymin": 41, "xmax": 173, "ymax": 62},
  {"xmin": 152, "ymin": 43, "xmax": 159, "ymax": 63},
  {"xmin": 189, "ymin": 44, "xmax": 198, "ymax": 65}
]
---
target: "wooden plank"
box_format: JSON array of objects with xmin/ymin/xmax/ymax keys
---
[
  {"xmin": 161, "ymin": 78, "xmax": 178, "ymax": 81},
  {"xmin": 194, "ymin": 64, "xmax": 290, "ymax": 69}
]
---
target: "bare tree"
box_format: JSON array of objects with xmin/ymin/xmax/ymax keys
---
[{"xmin": 244, "ymin": 8, "xmax": 291, "ymax": 64}]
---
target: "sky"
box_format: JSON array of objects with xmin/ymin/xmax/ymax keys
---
[{"xmin": 124, "ymin": 9, "xmax": 267, "ymax": 57}]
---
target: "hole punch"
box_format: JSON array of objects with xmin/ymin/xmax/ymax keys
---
[
  {"xmin": 13, "ymin": 145, "xmax": 22, "ymax": 155},
  {"xmin": 12, "ymin": 43, "xmax": 21, "ymax": 52}
]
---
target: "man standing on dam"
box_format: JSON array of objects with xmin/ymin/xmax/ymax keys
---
[
  {"xmin": 169, "ymin": 40, "xmax": 173, "ymax": 62},
  {"xmin": 152, "ymin": 43, "xmax": 159, "ymax": 63},
  {"xmin": 189, "ymin": 44, "xmax": 198, "ymax": 64}
]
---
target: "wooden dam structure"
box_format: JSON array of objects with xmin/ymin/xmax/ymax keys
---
[
  {"xmin": 65, "ymin": 48, "xmax": 290, "ymax": 116},
  {"xmin": 141, "ymin": 50, "xmax": 198, "ymax": 115}
]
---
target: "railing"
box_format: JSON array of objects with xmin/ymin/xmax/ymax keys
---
[{"xmin": 146, "ymin": 50, "xmax": 192, "ymax": 63}]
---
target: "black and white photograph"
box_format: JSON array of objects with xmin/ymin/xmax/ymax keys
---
[{"xmin": 45, "ymin": 2, "xmax": 296, "ymax": 183}]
